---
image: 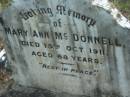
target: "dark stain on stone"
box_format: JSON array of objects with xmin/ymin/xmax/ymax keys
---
[
  {"xmin": 0, "ymin": 17, "xmax": 4, "ymax": 25},
  {"xmin": 11, "ymin": 57, "xmax": 15, "ymax": 61},
  {"xmin": 93, "ymin": 87, "xmax": 102, "ymax": 97}
]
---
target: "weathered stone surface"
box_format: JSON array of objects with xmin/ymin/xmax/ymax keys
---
[
  {"xmin": 0, "ymin": 0, "xmax": 130, "ymax": 97},
  {"xmin": 0, "ymin": 84, "xmax": 125, "ymax": 97}
]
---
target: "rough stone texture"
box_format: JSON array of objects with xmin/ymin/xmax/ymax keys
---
[
  {"xmin": 0, "ymin": 84, "xmax": 125, "ymax": 97},
  {"xmin": 0, "ymin": 0, "xmax": 130, "ymax": 97}
]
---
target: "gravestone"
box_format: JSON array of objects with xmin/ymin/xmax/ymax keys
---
[{"xmin": 0, "ymin": 0, "xmax": 130, "ymax": 97}]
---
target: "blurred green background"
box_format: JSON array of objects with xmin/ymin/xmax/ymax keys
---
[{"xmin": 0, "ymin": 0, "xmax": 11, "ymax": 10}]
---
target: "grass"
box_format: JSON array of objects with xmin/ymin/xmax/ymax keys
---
[{"xmin": 109, "ymin": 0, "xmax": 130, "ymax": 19}]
